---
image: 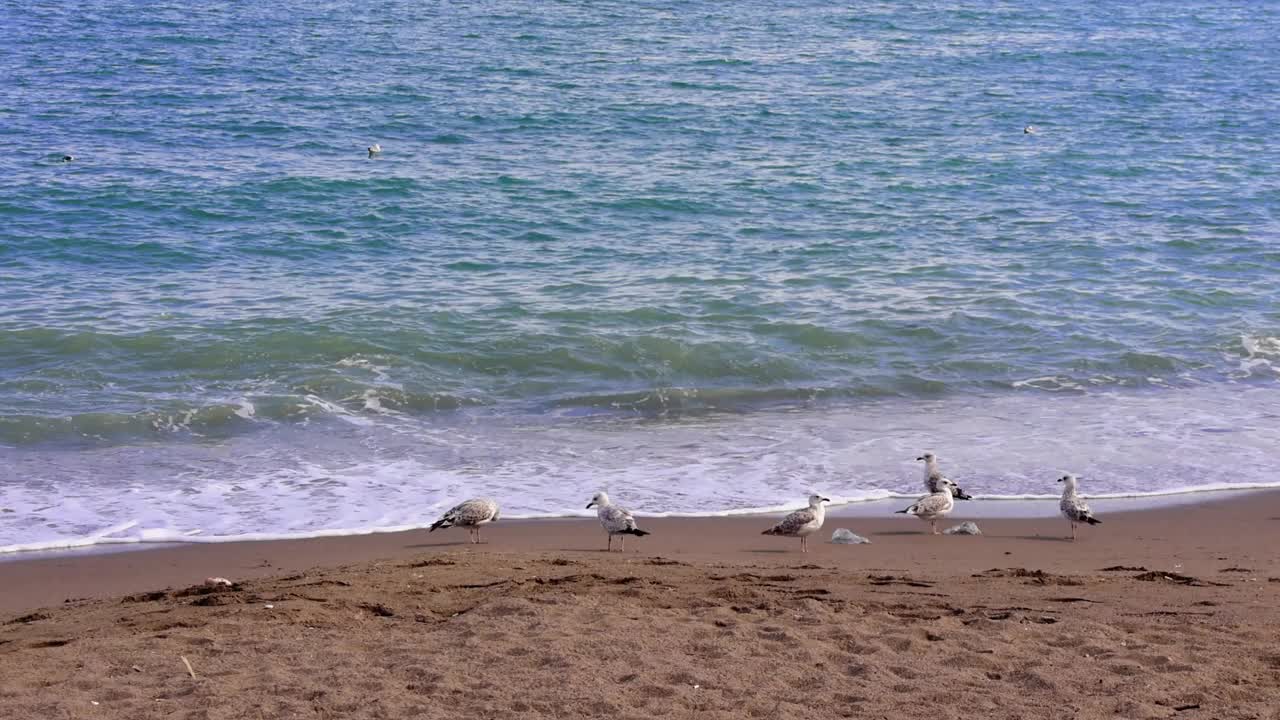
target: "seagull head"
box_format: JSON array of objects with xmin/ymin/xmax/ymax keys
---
[
  {"xmin": 1058, "ymin": 474, "xmax": 1078, "ymax": 488},
  {"xmin": 917, "ymin": 452, "xmax": 936, "ymax": 463},
  {"xmin": 808, "ymin": 494, "xmax": 830, "ymax": 507},
  {"xmin": 586, "ymin": 491, "xmax": 609, "ymax": 509}
]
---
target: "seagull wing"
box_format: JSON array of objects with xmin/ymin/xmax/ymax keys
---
[
  {"xmin": 1062, "ymin": 497, "xmax": 1097, "ymax": 523},
  {"xmin": 451, "ymin": 498, "xmax": 498, "ymax": 526},
  {"xmin": 764, "ymin": 508, "xmax": 816, "ymax": 536},
  {"xmin": 906, "ymin": 493, "xmax": 951, "ymax": 517},
  {"xmin": 600, "ymin": 505, "xmax": 639, "ymax": 533}
]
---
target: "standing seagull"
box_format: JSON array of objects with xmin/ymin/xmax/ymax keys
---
[
  {"xmin": 429, "ymin": 498, "xmax": 500, "ymax": 544},
  {"xmin": 586, "ymin": 491, "xmax": 650, "ymax": 552},
  {"xmin": 1058, "ymin": 474, "xmax": 1101, "ymax": 541},
  {"xmin": 762, "ymin": 495, "xmax": 830, "ymax": 553},
  {"xmin": 895, "ymin": 479, "xmax": 957, "ymax": 535},
  {"xmin": 918, "ymin": 452, "xmax": 973, "ymax": 500}
]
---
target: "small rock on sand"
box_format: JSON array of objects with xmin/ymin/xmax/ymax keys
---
[
  {"xmin": 830, "ymin": 528, "xmax": 871, "ymax": 544},
  {"xmin": 944, "ymin": 521, "xmax": 982, "ymax": 536}
]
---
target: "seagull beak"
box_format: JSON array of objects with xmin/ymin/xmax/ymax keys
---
[
  {"xmin": 1056, "ymin": 477, "xmax": 1063, "ymax": 482},
  {"xmin": 585, "ymin": 502, "xmax": 595, "ymax": 508},
  {"xmin": 916, "ymin": 456, "xmax": 924, "ymax": 461},
  {"xmin": 821, "ymin": 497, "xmax": 831, "ymax": 503}
]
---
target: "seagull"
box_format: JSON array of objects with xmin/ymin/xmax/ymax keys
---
[
  {"xmin": 918, "ymin": 452, "xmax": 973, "ymax": 500},
  {"xmin": 762, "ymin": 495, "xmax": 830, "ymax": 552},
  {"xmin": 428, "ymin": 498, "xmax": 500, "ymax": 544},
  {"xmin": 895, "ymin": 480, "xmax": 957, "ymax": 535},
  {"xmin": 367, "ymin": 143, "xmax": 382, "ymax": 157},
  {"xmin": 61, "ymin": 155, "xmax": 74, "ymax": 162},
  {"xmin": 1024, "ymin": 125, "xmax": 1038, "ymax": 134},
  {"xmin": 586, "ymin": 491, "xmax": 650, "ymax": 552},
  {"xmin": 1058, "ymin": 474, "xmax": 1101, "ymax": 541}
]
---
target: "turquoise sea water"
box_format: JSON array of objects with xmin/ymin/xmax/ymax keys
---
[{"xmin": 1, "ymin": 1, "xmax": 1278, "ymax": 552}]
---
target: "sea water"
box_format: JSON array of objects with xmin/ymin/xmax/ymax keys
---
[{"xmin": 1, "ymin": 0, "xmax": 1278, "ymax": 553}]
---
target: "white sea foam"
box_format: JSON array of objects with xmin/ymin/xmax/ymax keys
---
[
  {"xmin": 3, "ymin": 384, "xmax": 1280, "ymax": 556},
  {"xmin": 1231, "ymin": 334, "xmax": 1280, "ymax": 379},
  {"xmin": 4, "ymin": 483, "xmax": 1279, "ymax": 557},
  {"xmin": 1241, "ymin": 334, "xmax": 1280, "ymax": 357},
  {"xmin": 1011, "ymin": 375, "xmax": 1085, "ymax": 392},
  {"xmin": 303, "ymin": 394, "xmax": 374, "ymax": 426},
  {"xmin": 234, "ymin": 399, "xmax": 256, "ymax": 419},
  {"xmin": 151, "ymin": 410, "xmax": 197, "ymax": 433},
  {"xmin": 356, "ymin": 389, "xmax": 398, "ymax": 414},
  {"xmin": 337, "ymin": 354, "xmax": 401, "ymax": 388}
]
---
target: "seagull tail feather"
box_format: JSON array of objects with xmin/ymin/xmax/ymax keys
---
[
  {"xmin": 1084, "ymin": 516, "xmax": 1102, "ymax": 525},
  {"xmin": 429, "ymin": 518, "xmax": 452, "ymax": 532},
  {"xmin": 622, "ymin": 528, "xmax": 650, "ymax": 537}
]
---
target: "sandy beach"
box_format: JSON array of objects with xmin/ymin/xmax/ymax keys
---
[
  {"xmin": 7, "ymin": 1, "xmax": 1279, "ymax": 718},
  {"xmin": 2, "ymin": 491, "xmax": 1279, "ymax": 719}
]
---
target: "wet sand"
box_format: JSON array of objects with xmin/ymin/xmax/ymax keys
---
[{"xmin": 2, "ymin": 491, "xmax": 1279, "ymax": 718}]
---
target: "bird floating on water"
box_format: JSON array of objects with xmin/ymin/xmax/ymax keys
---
[
  {"xmin": 762, "ymin": 495, "xmax": 830, "ymax": 552},
  {"xmin": 367, "ymin": 143, "xmax": 382, "ymax": 157},
  {"xmin": 1058, "ymin": 474, "xmax": 1101, "ymax": 541}
]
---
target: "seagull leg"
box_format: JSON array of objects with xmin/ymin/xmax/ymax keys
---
[
  {"xmin": 1071, "ymin": 521, "xmax": 1077, "ymax": 541},
  {"xmin": 477, "ymin": 526, "xmax": 483, "ymax": 544},
  {"xmin": 620, "ymin": 535, "xmax": 626, "ymax": 552},
  {"xmin": 931, "ymin": 520, "xmax": 939, "ymax": 535},
  {"xmin": 607, "ymin": 534, "xmax": 612, "ymax": 552}
]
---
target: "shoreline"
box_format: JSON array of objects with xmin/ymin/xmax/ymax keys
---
[
  {"xmin": 1, "ymin": 488, "xmax": 1276, "ymax": 614},
  {"xmin": 7, "ymin": 383, "xmax": 1280, "ymax": 565},
  {"xmin": 1, "ymin": 485, "xmax": 1266, "ymax": 561},
  {"xmin": 3, "ymin": 489, "xmax": 1279, "ymax": 719}
]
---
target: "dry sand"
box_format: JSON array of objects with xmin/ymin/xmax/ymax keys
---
[{"xmin": 2, "ymin": 492, "xmax": 1280, "ymax": 719}]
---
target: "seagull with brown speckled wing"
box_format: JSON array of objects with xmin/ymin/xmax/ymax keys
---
[
  {"xmin": 429, "ymin": 498, "xmax": 500, "ymax": 543},
  {"xmin": 762, "ymin": 495, "xmax": 829, "ymax": 552}
]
